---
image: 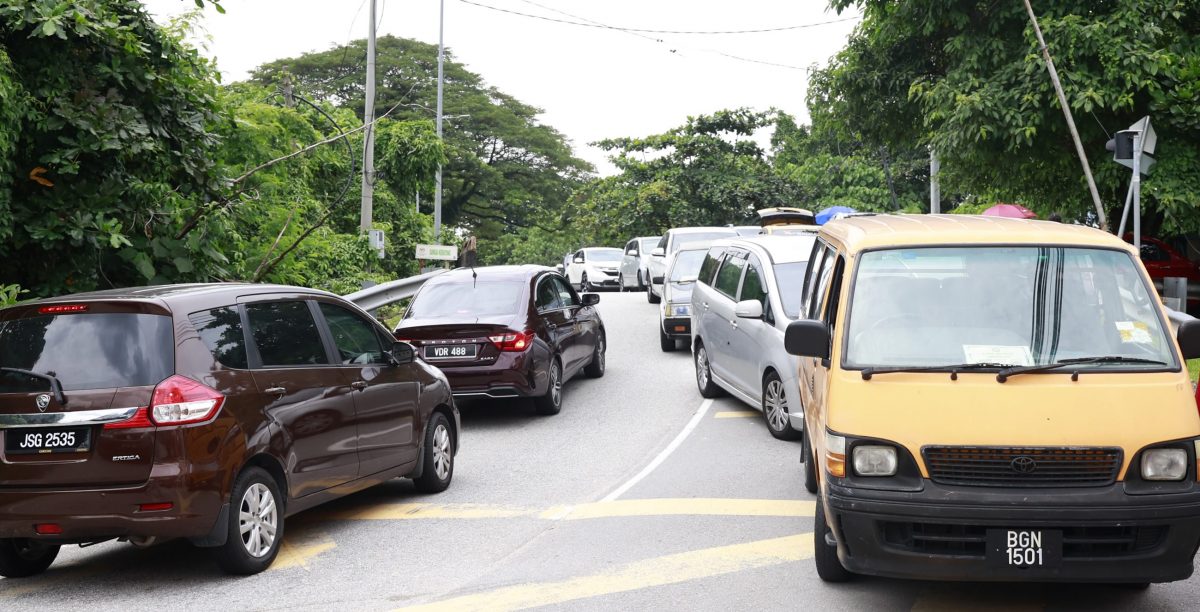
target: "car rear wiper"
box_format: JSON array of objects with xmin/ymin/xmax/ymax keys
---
[
  {"xmin": 861, "ymin": 362, "xmax": 1016, "ymax": 381},
  {"xmin": 996, "ymin": 356, "xmax": 1169, "ymax": 383},
  {"xmin": 0, "ymin": 367, "xmax": 67, "ymax": 405}
]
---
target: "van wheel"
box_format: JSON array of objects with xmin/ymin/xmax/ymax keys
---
[
  {"xmin": 814, "ymin": 498, "xmax": 852, "ymax": 582},
  {"xmin": 0, "ymin": 539, "xmax": 59, "ymax": 578},
  {"xmin": 763, "ymin": 372, "xmax": 801, "ymax": 441},
  {"xmin": 802, "ymin": 434, "xmax": 818, "ymax": 494},
  {"xmin": 659, "ymin": 327, "xmax": 677, "ymax": 352},
  {"xmin": 534, "ymin": 359, "xmax": 563, "ymax": 415},
  {"xmin": 212, "ymin": 467, "xmax": 284, "ymax": 575},
  {"xmin": 693, "ymin": 342, "xmax": 722, "ymax": 398},
  {"xmin": 413, "ymin": 412, "xmax": 454, "ymax": 493},
  {"xmin": 584, "ymin": 332, "xmax": 606, "ymax": 378}
]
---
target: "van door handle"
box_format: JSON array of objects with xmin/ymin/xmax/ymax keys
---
[
  {"xmin": 264, "ymin": 387, "xmax": 286, "ymax": 396},
  {"xmin": 351, "ymin": 381, "xmax": 368, "ymax": 391}
]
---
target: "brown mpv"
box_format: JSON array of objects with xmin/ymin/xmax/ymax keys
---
[{"xmin": 0, "ymin": 284, "xmax": 459, "ymax": 576}]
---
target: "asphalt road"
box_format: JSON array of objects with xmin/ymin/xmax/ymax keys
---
[{"xmin": 3, "ymin": 291, "xmax": 1200, "ymax": 610}]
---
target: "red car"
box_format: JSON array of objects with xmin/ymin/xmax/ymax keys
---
[{"xmin": 1126, "ymin": 235, "xmax": 1200, "ymax": 314}]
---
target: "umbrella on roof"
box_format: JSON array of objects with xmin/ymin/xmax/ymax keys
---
[
  {"xmin": 982, "ymin": 203, "xmax": 1037, "ymax": 219},
  {"xmin": 815, "ymin": 206, "xmax": 857, "ymax": 225}
]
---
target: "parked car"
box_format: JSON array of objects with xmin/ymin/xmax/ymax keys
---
[
  {"xmin": 647, "ymin": 227, "xmax": 739, "ymax": 304},
  {"xmin": 1125, "ymin": 234, "xmax": 1200, "ymax": 314},
  {"xmin": 0, "ymin": 284, "xmax": 458, "ymax": 577},
  {"xmin": 395, "ymin": 266, "xmax": 606, "ymax": 415},
  {"xmin": 733, "ymin": 226, "xmax": 761, "ymax": 237},
  {"xmin": 618, "ymin": 236, "xmax": 661, "ymax": 291},
  {"xmin": 690, "ymin": 235, "xmax": 816, "ymax": 440},
  {"xmin": 656, "ymin": 244, "xmax": 711, "ymax": 352},
  {"xmin": 566, "ymin": 247, "xmax": 624, "ymax": 291},
  {"xmin": 787, "ymin": 214, "xmax": 1200, "ymax": 585},
  {"xmin": 758, "ymin": 207, "xmax": 815, "ymax": 230}
]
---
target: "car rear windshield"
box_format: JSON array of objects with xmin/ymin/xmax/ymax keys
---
[
  {"xmin": 406, "ymin": 281, "xmax": 525, "ymax": 319},
  {"xmin": 0, "ymin": 312, "xmax": 173, "ymax": 392},
  {"xmin": 669, "ymin": 251, "xmax": 708, "ymax": 282}
]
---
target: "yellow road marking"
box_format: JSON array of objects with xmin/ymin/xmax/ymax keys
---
[
  {"xmin": 328, "ymin": 502, "xmax": 530, "ymax": 521},
  {"xmin": 271, "ymin": 532, "xmax": 337, "ymax": 572},
  {"xmin": 714, "ymin": 410, "xmax": 760, "ymax": 419},
  {"xmin": 397, "ymin": 533, "xmax": 813, "ymax": 611},
  {"xmin": 323, "ymin": 498, "xmax": 814, "ymax": 522}
]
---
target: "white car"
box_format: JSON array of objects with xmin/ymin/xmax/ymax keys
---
[
  {"xmin": 657, "ymin": 244, "xmax": 711, "ymax": 351},
  {"xmin": 689, "ymin": 234, "xmax": 816, "ymax": 440},
  {"xmin": 566, "ymin": 247, "xmax": 624, "ymax": 291},
  {"xmin": 618, "ymin": 236, "xmax": 661, "ymax": 291},
  {"xmin": 647, "ymin": 227, "xmax": 739, "ymax": 304}
]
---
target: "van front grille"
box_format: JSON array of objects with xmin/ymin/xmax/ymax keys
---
[
  {"xmin": 922, "ymin": 446, "xmax": 1121, "ymax": 487},
  {"xmin": 880, "ymin": 522, "xmax": 1167, "ymax": 558}
]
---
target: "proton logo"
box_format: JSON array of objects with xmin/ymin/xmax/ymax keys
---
[
  {"xmin": 35, "ymin": 394, "xmax": 51, "ymax": 412},
  {"xmin": 1010, "ymin": 456, "xmax": 1037, "ymax": 474}
]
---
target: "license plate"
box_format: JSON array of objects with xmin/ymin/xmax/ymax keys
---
[
  {"xmin": 424, "ymin": 344, "xmax": 477, "ymax": 359},
  {"xmin": 986, "ymin": 529, "xmax": 1062, "ymax": 568},
  {"xmin": 5, "ymin": 427, "xmax": 91, "ymax": 455}
]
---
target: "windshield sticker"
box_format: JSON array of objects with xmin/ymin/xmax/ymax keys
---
[
  {"xmin": 963, "ymin": 345, "xmax": 1033, "ymax": 366},
  {"xmin": 1115, "ymin": 321, "xmax": 1154, "ymax": 344}
]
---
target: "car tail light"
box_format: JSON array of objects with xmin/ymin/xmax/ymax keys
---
[
  {"xmin": 104, "ymin": 407, "xmax": 155, "ymax": 430},
  {"xmin": 149, "ymin": 375, "xmax": 224, "ymax": 426},
  {"xmin": 489, "ymin": 330, "xmax": 533, "ymax": 352},
  {"xmin": 38, "ymin": 304, "xmax": 89, "ymax": 314},
  {"xmin": 34, "ymin": 523, "xmax": 62, "ymax": 535}
]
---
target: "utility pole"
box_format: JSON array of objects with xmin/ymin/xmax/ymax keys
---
[
  {"xmin": 929, "ymin": 149, "xmax": 941, "ymax": 214},
  {"xmin": 433, "ymin": 0, "xmax": 445, "ymax": 243},
  {"xmin": 359, "ymin": 0, "xmax": 377, "ymax": 232},
  {"xmin": 1022, "ymin": 0, "xmax": 1107, "ymax": 231}
]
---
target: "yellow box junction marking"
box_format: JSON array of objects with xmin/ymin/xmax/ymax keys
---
[
  {"xmin": 714, "ymin": 410, "xmax": 760, "ymax": 418},
  {"xmin": 397, "ymin": 533, "xmax": 813, "ymax": 612},
  {"xmin": 324, "ymin": 498, "xmax": 814, "ymax": 522}
]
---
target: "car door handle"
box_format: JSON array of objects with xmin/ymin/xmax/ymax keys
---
[
  {"xmin": 730, "ymin": 320, "xmax": 738, "ymax": 329},
  {"xmin": 264, "ymin": 387, "xmax": 286, "ymax": 396},
  {"xmin": 351, "ymin": 381, "xmax": 368, "ymax": 391}
]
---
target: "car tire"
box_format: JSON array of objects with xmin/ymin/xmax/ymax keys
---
[
  {"xmin": 659, "ymin": 326, "xmax": 677, "ymax": 352},
  {"xmin": 212, "ymin": 466, "xmax": 284, "ymax": 575},
  {"xmin": 636, "ymin": 271, "xmax": 646, "ymax": 291},
  {"xmin": 413, "ymin": 412, "xmax": 454, "ymax": 493},
  {"xmin": 0, "ymin": 538, "xmax": 59, "ymax": 578},
  {"xmin": 581, "ymin": 273, "xmax": 594, "ymax": 293},
  {"xmin": 534, "ymin": 358, "xmax": 563, "ymax": 416},
  {"xmin": 814, "ymin": 497, "xmax": 852, "ymax": 582},
  {"xmin": 802, "ymin": 433, "xmax": 818, "ymax": 495},
  {"xmin": 763, "ymin": 372, "xmax": 801, "ymax": 441},
  {"xmin": 693, "ymin": 341, "xmax": 722, "ymax": 398},
  {"xmin": 647, "ymin": 285, "xmax": 661, "ymax": 304},
  {"xmin": 617, "ymin": 274, "xmax": 625, "ymax": 292},
  {"xmin": 584, "ymin": 332, "xmax": 606, "ymax": 378}
]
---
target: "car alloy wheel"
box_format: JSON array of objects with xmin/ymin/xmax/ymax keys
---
[
  {"xmin": 696, "ymin": 347, "xmax": 710, "ymax": 389},
  {"xmin": 550, "ymin": 361, "xmax": 562, "ymax": 405},
  {"xmin": 432, "ymin": 422, "xmax": 452, "ymax": 481},
  {"xmin": 239, "ymin": 482, "xmax": 278, "ymax": 558},
  {"xmin": 765, "ymin": 379, "xmax": 788, "ymax": 432}
]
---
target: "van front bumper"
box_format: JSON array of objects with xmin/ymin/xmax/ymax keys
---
[{"xmin": 825, "ymin": 481, "xmax": 1200, "ymax": 583}]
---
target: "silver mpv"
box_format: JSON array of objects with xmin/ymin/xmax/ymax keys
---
[{"xmin": 689, "ymin": 234, "xmax": 816, "ymax": 440}]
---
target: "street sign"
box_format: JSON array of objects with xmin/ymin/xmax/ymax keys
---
[{"xmin": 416, "ymin": 244, "xmax": 458, "ymax": 261}]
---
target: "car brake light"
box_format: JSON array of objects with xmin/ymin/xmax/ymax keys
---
[
  {"xmin": 38, "ymin": 304, "xmax": 89, "ymax": 314},
  {"xmin": 34, "ymin": 523, "xmax": 62, "ymax": 535},
  {"xmin": 489, "ymin": 330, "xmax": 533, "ymax": 352},
  {"xmin": 149, "ymin": 375, "xmax": 224, "ymax": 426},
  {"xmin": 104, "ymin": 407, "xmax": 155, "ymax": 430}
]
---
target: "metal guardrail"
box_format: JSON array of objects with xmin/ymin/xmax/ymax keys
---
[{"xmin": 343, "ymin": 269, "xmax": 446, "ymax": 311}]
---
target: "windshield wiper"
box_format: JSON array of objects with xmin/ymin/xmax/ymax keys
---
[
  {"xmin": 0, "ymin": 367, "xmax": 67, "ymax": 405},
  {"xmin": 996, "ymin": 356, "xmax": 1169, "ymax": 382},
  {"xmin": 861, "ymin": 362, "xmax": 1016, "ymax": 381}
]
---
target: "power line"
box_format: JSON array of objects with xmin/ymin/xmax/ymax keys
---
[{"xmin": 458, "ymin": 0, "xmax": 859, "ymax": 35}]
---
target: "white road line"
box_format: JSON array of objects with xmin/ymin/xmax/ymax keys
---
[{"xmin": 600, "ymin": 398, "xmax": 713, "ymax": 502}]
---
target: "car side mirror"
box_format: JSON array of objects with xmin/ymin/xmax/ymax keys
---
[
  {"xmin": 581, "ymin": 293, "xmax": 600, "ymax": 306},
  {"xmin": 1179, "ymin": 319, "xmax": 1200, "ymax": 360},
  {"xmin": 555, "ymin": 264, "xmax": 564, "ymax": 273},
  {"xmin": 784, "ymin": 320, "xmax": 830, "ymax": 360},
  {"xmin": 390, "ymin": 341, "xmax": 415, "ymax": 365},
  {"xmin": 652, "ymin": 248, "xmax": 665, "ymax": 257},
  {"xmin": 573, "ymin": 257, "xmax": 585, "ymax": 264},
  {"xmin": 626, "ymin": 249, "xmax": 637, "ymax": 256},
  {"xmin": 651, "ymin": 275, "xmax": 664, "ymax": 284},
  {"xmin": 735, "ymin": 300, "xmax": 763, "ymax": 319}
]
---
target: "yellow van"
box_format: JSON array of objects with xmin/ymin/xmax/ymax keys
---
[{"xmin": 785, "ymin": 214, "xmax": 1200, "ymax": 585}]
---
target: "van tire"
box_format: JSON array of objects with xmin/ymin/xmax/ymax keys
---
[
  {"xmin": 814, "ymin": 498, "xmax": 852, "ymax": 582},
  {"xmin": 693, "ymin": 342, "xmax": 722, "ymax": 398},
  {"xmin": 0, "ymin": 539, "xmax": 59, "ymax": 578},
  {"xmin": 802, "ymin": 434, "xmax": 818, "ymax": 495},
  {"xmin": 413, "ymin": 413, "xmax": 454, "ymax": 493},
  {"xmin": 212, "ymin": 467, "xmax": 284, "ymax": 575}
]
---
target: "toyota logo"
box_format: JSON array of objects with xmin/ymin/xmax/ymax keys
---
[
  {"xmin": 35, "ymin": 393, "xmax": 51, "ymax": 412},
  {"xmin": 1010, "ymin": 456, "xmax": 1037, "ymax": 474}
]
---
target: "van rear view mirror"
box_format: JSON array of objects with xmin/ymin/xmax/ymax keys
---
[{"xmin": 784, "ymin": 320, "xmax": 830, "ymax": 360}]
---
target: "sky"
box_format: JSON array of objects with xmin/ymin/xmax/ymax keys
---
[{"xmin": 143, "ymin": 0, "xmax": 861, "ymax": 175}]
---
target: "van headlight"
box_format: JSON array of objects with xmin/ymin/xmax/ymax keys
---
[
  {"xmin": 1142, "ymin": 448, "xmax": 1188, "ymax": 481},
  {"xmin": 852, "ymin": 445, "xmax": 898, "ymax": 477},
  {"xmin": 669, "ymin": 303, "xmax": 691, "ymax": 317}
]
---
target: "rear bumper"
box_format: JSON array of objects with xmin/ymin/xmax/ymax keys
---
[
  {"xmin": 442, "ymin": 351, "xmax": 541, "ymax": 398},
  {"xmin": 824, "ymin": 482, "xmax": 1200, "ymax": 583},
  {"xmin": 661, "ymin": 317, "xmax": 691, "ymax": 339}
]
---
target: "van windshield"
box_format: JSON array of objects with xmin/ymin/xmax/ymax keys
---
[{"xmin": 843, "ymin": 247, "xmax": 1176, "ymax": 370}]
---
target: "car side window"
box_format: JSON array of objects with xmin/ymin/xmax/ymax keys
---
[
  {"xmin": 245, "ymin": 301, "xmax": 330, "ymax": 367},
  {"xmin": 189, "ymin": 306, "xmax": 248, "ymax": 369},
  {"xmin": 822, "ymin": 256, "xmax": 846, "ymax": 332},
  {"xmin": 740, "ymin": 256, "xmax": 767, "ymax": 307},
  {"xmin": 552, "ymin": 276, "xmax": 578, "ymax": 307},
  {"xmin": 656, "ymin": 235, "xmax": 668, "ymax": 252},
  {"xmin": 318, "ymin": 303, "xmax": 386, "ymax": 365},
  {"xmin": 535, "ymin": 277, "xmax": 562, "ymax": 311},
  {"xmin": 698, "ymin": 247, "xmax": 724, "ymax": 285},
  {"xmin": 626, "ymin": 240, "xmax": 637, "ymax": 255},
  {"xmin": 808, "ymin": 247, "xmax": 837, "ymax": 321},
  {"xmin": 714, "ymin": 254, "xmax": 746, "ymax": 299},
  {"xmin": 1140, "ymin": 243, "xmax": 1169, "ymax": 262},
  {"xmin": 801, "ymin": 239, "xmax": 825, "ymax": 311}
]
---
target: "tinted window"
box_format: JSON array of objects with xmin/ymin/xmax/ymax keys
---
[
  {"xmin": 0, "ymin": 313, "xmax": 173, "ymax": 392},
  {"xmin": 740, "ymin": 257, "xmax": 767, "ymax": 305},
  {"xmin": 625, "ymin": 240, "xmax": 637, "ymax": 255},
  {"xmin": 714, "ymin": 255, "xmax": 745, "ymax": 298},
  {"xmin": 320, "ymin": 303, "xmax": 385, "ymax": 364},
  {"xmin": 552, "ymin": 276, "xmax": 578, "ymax": 306},
  {"xmin": 773, "ymin": 262, "xmax": 809, "ymax": 319},
  {"xmin": 406, "ymin": 280, "xmax": 524, "ymax": 319},
  {"xmin": 1140, "ymin": 243, "xmax": 1169, "ymax": 262},
  {"xmin": 245, "ymin": 301, "xmax": 329, "ymax": 367},
  {"xmin": 808, "ymin": 247, "xmax": 836, "ymax": 320},
  {"xmin": 190, "ymin": 307, "xmax": 248, "ymax": 369},
  {"xmin": 536, "ymin": 278, "xmax": 561, "ymax": 311},
  {"xmin": 697, "ymin": 248, "xmax": 724, "ymax": 285}
]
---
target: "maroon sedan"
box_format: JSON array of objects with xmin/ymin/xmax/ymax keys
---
[{"xmin": 396, "ymin": 266, "xmax": 606, "ymax": 415}]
